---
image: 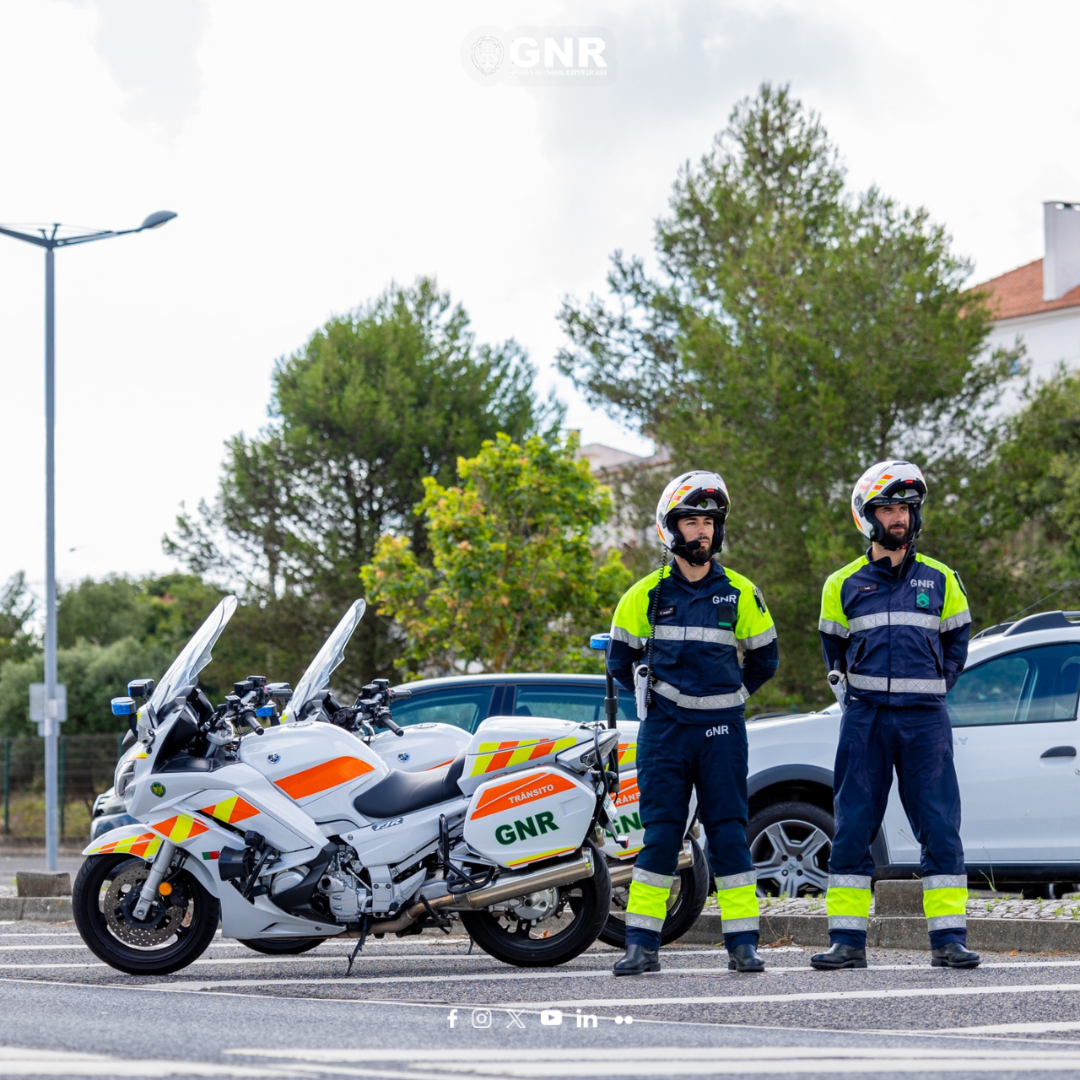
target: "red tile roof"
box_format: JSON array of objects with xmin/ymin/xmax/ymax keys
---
[{"xmin": 972, "ymin": 258, "xmax": 1080, "ymax": 321}]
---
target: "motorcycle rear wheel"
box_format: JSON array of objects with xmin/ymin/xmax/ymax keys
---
[
  {"xmin": 459, "ymin": 840, "xmax": 611, "ymax": 968},
  {"xmin": 73, "ymin": 853, "xmax": 220, "ymax": 976},
  {"xmin": 598, "ymin": 835, "xmax": 710, "ymax": 948},
  {"xmin": 239, "ymin": 936, "xmax": 325, "ymax": 955}
]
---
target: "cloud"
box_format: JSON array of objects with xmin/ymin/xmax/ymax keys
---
[{"xmin": 88, "ymin": 0, "xmax": 207, "ymax": 137}]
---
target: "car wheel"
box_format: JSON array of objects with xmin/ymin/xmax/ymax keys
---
[
  {"xmin": 1021, "ymin": 882, "xmax": 1077, "ymax": 900},
  {"xmin": 748, "ymin": 801, "xmax": 833, "ymax": 898}
]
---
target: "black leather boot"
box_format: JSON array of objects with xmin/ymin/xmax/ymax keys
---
[
  {"xmin": 727, "ymin": 943, "xmax": 765, "ymax": 972},
  {"xmin": 931, "ymin": 942, "xmax": 981, "ymax": 968},
  {"xmin": 810, "ymin": 942, "xmax": 868, "ymax": 970},
  {"xmin": 612, "ymin": 943, "xmax": 661, "ymax": 976}
]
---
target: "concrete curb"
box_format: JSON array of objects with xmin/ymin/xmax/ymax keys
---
[
  {"xmin": 681, "ymin": 909, "xmax": 1080, "ymax": 952},
  {"xmin": 0, "ymin": 897, "xmax": 73, "ymax": 921}
]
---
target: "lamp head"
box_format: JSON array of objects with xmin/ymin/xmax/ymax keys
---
[{"xmin": 139, "ymin": 210, "xmax": 177, "ymax": 231}]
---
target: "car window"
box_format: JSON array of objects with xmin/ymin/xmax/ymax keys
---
[
  {"xmin": 513, "ymin": 684, "xmax": 637, "ymax": 724},
  {"xmin": 947, "ymin": 644, "xmax": 1080, "ymax": 727},
  {"xmin": 390, "ymin": 686, "xmax": 495, "ymax": 732}
]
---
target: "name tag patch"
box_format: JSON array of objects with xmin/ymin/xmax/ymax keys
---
[
  {"xmin": 856, "ymin": 584, "xmax": 878, "ymax": 593},
  {"xmin": 657, "ymin": 605, "xmax": 676, "ymax": 619}
]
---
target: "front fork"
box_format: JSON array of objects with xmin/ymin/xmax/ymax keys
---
[{"xmin": 132, "ymin": 839, "xmax": 178, "ymax": 921}]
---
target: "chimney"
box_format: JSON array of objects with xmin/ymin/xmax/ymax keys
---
[{"xmin": 1043, "ymin": 201, "xmax": 1080, "ymax": 301}]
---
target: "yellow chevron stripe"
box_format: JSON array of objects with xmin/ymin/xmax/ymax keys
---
[{"xmin": 505, "ymin": 845, "xmax": 577, "ymax": 867}]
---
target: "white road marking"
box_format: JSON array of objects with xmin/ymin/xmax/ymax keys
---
[
  {"xmin": 227, "ymin": 1046, "xmax": 1080, "ymax": 1077},
  {"xmin": 0, "ymin": 1045, "xmax": 293, "ymax": 1078},
  {"xmin": 507, "ymin": 982, "xmax": 1080, "ymax": 1010},
  {"xmin": 938, "ymin": 1020, "xmax": 1080, "ymax": 1035}
]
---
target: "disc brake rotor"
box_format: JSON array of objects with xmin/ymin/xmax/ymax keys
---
[
  {"xmin": 103, "ymin": 863, "xmax": 187, "ymax": 947},
  {"xmin": 505, "ymin": 887, "xmax": 559, "ymax": 922}
]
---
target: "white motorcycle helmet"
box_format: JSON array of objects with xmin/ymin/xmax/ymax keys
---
[
  {"xmin": 851, "ymin": 460, "xmax": 927, "ymax": 550},
  {"xmin": 655, "ymin": 471, "xmax": 731, "ymax": 558}
]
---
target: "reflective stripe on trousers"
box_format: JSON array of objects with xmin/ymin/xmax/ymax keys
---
[
  {"xmin": 715, "ymin": 869, "xmax": 759, "ymax": 934},
  {"xmin": 923, "ymin": 874, "xmax": 967, "ymax": 931},
  {"xmin": 625, "ymin": 866, "xmax": 673, "ymax": 932},
  {"xmin": 826, "ymin": 874, "xmax": 872, "ymax": 933}
]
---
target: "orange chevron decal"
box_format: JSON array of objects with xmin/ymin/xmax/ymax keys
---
[
  {"xmin": 198, "ymin": 795, "xmax": 260, "ymax": 825},
  {"xmin": 613, "ymin": 779, "xmax": 640, "ymax": 808},
  {"xmin": 470, "ymin": 771, "xmax": 576, "ymax": 820},
  {"xmin": 274, "ymin": 756, "xmax": 374, "ymax": 800},
  {"xmin": 150, "ymin": 814, "xmax": 209, "ymax": 843}
]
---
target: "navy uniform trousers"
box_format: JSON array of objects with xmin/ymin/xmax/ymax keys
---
[
  {"xmin": 828, "ymin": 699, "xmax": 967, "ymax": 949},
  {"xmin": 627, "ymin": 716, "xmax": 759, "ymax": 952}
]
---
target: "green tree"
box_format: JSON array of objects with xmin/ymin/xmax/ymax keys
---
[
  {"xmin": 360, "ymin": 432, "xmax": 631, "ymax": 676},
  {"xmin": 557, "ymin": 84, "xmax": 1019, "ymax": 709},
  {"xmin": 0, "ymin": 573, "xmax": 38, "ymax": 667},
  {"xmin": 168, "ymin": 278, "xmax": 559, "ymax": 694},
  {"xmin": 988, "ymin": 367, "xmax": 1080, "ymax": 614},
  {"xmin": 0, "ymin": 638, "xmax": 174, "ymax": 736}
]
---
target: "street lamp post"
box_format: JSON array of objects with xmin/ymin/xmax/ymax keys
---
[{"xmin": 0, "ymin": 212, "xmax": 176, "ymax": 870}]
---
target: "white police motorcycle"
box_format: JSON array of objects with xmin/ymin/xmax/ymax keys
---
[{"xmin": 73, "ymin": 597, "xmax": 617, "ymax": 974}]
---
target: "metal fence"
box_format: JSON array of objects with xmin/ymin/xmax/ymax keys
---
[{"xmin": 1, "ymin": 735, "xmax": 125, "ymax": 842}]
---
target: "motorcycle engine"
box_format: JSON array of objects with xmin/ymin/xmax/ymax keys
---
[{"xmin": 318, "ymin": 867, "xmax": 370, "ymax": 921}]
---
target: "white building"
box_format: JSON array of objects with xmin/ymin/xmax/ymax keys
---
[{"xmin": 975, "ymin": 202, "xmax": 1080, "ymax": 383}]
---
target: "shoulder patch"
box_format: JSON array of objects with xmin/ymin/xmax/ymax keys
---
[{"xmin": 753, "ymin": 586, "xmax": 767, "ymax": 614}]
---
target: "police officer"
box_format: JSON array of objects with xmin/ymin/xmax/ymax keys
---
[
  {"xmin": 607, "ymin": 471, "xmax": 779, "ymax": 975},
  {"xmin": 813, "ymin": 460, "xmax": 979, "ymax": 970}
]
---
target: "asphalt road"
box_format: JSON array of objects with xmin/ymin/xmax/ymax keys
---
[{"xmin": 3, "ymin": 925, "xmax": 1080, "ymax": 1078}]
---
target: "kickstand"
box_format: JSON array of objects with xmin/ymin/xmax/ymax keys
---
[
  {"xmin": 345, "ymin": 916, "xmax": 370, "ymax": 976},
  {"xmin": 466, "ymin": 931, "xmax": 475, "ymax": 956}
]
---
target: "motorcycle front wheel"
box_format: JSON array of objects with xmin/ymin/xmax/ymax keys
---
[
  {"xmin": 73, "ymin": 853, "xmax": 220, "ymax": 976},
  {"xmin": 598, "ymin": 835, "xmax": 710, "ymax": 948},
  {"xmin": 459, "ymin": 840, "xmax": 611, "ymax": 968}
]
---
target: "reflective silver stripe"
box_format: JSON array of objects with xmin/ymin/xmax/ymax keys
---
[
  {"xmin": 923, "ymin": 875, "xmax": 967, "ymax": 891},
  {"xmin": 652, "ymin": 680, "xmax": 748, "ymax": 710},
  {"xmin": 625, "ymin": 912, "xmax": 665, "ymax": 931},
  {"xmin": 632, "ymin": 867, "xmax": 674, "ymax": 889},
  {"xmin": 828, "ymin": 915, "xmax": 868, "ymax": 930},
  {"xmin": 828, "ymin": 874, "xmax": 872, "ymax": 890},
  {"xmin": 739, "ymin": 626, "xmax": 777, "ymax": 650},
  {"xmin": 891, "ymin": 677, "xmax": 946, "ymax": 694},
  {"xmin": 846, "ymin": 673, "xmax": 946, "ymax": 695},
  {"xmin": 610, "ymin": 625, "xmax": 645, "ymax": 649},
  {"xmin": 890, "ymin": 612, "xmax": 941, "ymax": 630},
  {"xmin": 847, "ymin": 672, "xmax": 889, "ymax": 691},
  {"xmin": 818, "ymin": 618, "xmax": 850, "ymax": 639},
  {"xmin": 940, "ymin": 610, "xmax": 972, "ymax": 633},
  {"xmin": 715, "ymin": 870, "xmax": 757, "ymax": 891},
  {"xmin": 721, "ymin": 917, "xmax": 759, "ymax": 933},
  {"xmin": 927, "ymin": 914, "xmax": 967, "ymax": 931},
  {"xmin": 654, "ymin": 625, "xmax": 737, "ymax": 646},
  {"xmin": 848, "ymin": 613, "xmax": 890, "ymax": 633}
]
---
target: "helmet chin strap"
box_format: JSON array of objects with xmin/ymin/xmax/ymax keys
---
[{"xmin": 669, "ymin": 532, "xmax": 724, "ymax": 564}]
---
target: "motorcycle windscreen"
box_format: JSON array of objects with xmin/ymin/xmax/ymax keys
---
[
  {"xmin": 149, "ymin": 595, "xmax": 238, "ymax": 717},
  {"xmin": 282, "ymin": 599, "xmax": 366, "ymax": 723},
  {"xmin": 463, "ymin": 767, "xmax": 596, "ymax": 868}
]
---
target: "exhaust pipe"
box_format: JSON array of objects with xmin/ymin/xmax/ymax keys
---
[
  {"xmin": 362, "ymin": 850, "xmax": 595, "ymax": 936},
  {"xmin": 608, "ymin": 845, "xmax": 694, "ymax": 889}
]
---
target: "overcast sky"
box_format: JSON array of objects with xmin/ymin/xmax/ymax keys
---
[{"xmin": 2, "ymin": 0, "xmax": 1077, "ymax": 600}]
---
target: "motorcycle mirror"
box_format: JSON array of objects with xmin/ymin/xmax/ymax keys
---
[
  {"xmin": 127, "ymin": 678, "xmax": 155, "ymax": 701},
  {"xmin": 589, "ymin": 633, "xmax": 611, "ymax": 651}
]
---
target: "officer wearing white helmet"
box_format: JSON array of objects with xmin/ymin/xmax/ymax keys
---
[
  {"xmin": 813, "ymin": 460, "xmax": 978, "ymax": 971},
  {"xmin": 606, "ymin": 471, "xmax": 779, "ymax": 975}
]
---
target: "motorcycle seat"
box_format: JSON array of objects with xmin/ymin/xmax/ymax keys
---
[{"xmin": 353, "ymin": 752, "xmax": 466, "ymax": 820}]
